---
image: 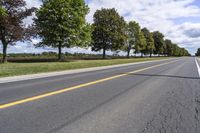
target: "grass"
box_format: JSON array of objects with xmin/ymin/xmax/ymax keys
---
[{"xmin": 0, "ymin": 57, "xmax": 171, "ymax": 78}]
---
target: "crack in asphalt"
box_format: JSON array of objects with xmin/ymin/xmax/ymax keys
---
[{"xmin": 140, "ymin": 79, "xmax": 200, "ymax": 133}]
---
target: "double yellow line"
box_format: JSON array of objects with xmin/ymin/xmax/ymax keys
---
[{"xmin": 0, "ymin": 59, "xmax": 178, "ymax": 109}]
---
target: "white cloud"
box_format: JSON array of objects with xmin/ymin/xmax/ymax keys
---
[
  {"xmin": 25, "ymin": 0, "xmax": 42, "ymax": 8},
  {"xmin": 3, "ymin": 0, "xmax": 200, "ymax": 55},
  {"xmin": 87, "ymin": 0, "xmax": 200, "ymax": 54}
]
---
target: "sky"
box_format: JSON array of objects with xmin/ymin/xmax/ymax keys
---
[{"xmin": 2, "ymin": 0, "xmax": 200, "ymax": 55}]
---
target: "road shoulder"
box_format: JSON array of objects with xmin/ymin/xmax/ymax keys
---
[{"xmin": 0, "ymin": 58, "xmax": 174, "ymax": 83}]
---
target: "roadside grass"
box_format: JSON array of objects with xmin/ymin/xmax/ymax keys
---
[{"xmin": 0, "ymin": 57, "xmax": 171, "ymax": 78}]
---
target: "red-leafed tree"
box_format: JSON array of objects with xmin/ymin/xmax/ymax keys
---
[{"xmin": 0, "ymin": 0, "xmax": 35, "ymax": 63}]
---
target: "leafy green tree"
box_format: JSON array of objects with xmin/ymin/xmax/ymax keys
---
[
  {"xmin": 139, "ymin": 31, "xmax": 147, "ymax": 57},
  {"xmin": 141, "ymin": 28, "xmax": 155, "ymax": 57},
  {"xmin": 126, "ymin": 22, "xmax": 142, "ymax": 55},
  {"xmin": 171, "ymin": 44, "xmax": 178, "ymax": 56},
  {"xmin": 196, "ymin": 48, "xmax": 200, "ymax": 56},
  {"xmin": 35, "ymin": 0, "xmax": 89, "ymax": 61},
  {"xmin": 0, "ymin": 0, "xmax": 35, "ymax": 63},
  {"xmin": 179, "ymin": 48, "xmax": 184, "ymax": 56},
  {"xmin": 176, "ymin": 47, "xmax": 189, "ymax": 56},
  {"xmin": 91, "ymin": 8, "xmax": 126, "ymax": 59},
  {"xmin": 164, "ymin": 39, "xmax": 173, "ymax": 56},
  {"xmin": 124, "ymin": 21, "xmax": 138, "ymax": 58},
  {"xmin": 184, "ymin": 48, "xmax": 190, "ymax": 56},
  {"xmin": 171, "ymin": 43, "xmax": 189, "ymax": 56},
  {"xmin": 153, "ymin": 31, "xmax": 166, "ymax": 56},
  {"xmin": 124, "ymin": 23, "xmax": 133, "ymax": 58}
]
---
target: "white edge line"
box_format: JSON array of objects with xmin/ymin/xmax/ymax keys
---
[{"xmin": 195, "ymin": 57, "xmax": 200, "ymax": 77}]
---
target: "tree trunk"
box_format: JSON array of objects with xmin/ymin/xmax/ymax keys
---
[
  {"xmin": 127, "ymin": 48, "xmax": 130, "ymax": 58},
  {"xmin": 58, "ymin": 43, "xmax": 62, "ymax": 61},
  {"xmin": 141, "ymin": 53, "xmax": 143, "ymax": 58},
  {"xmin": 103, "ymin": 48, "xmax": 106, "ymax": 59},
  {"xmin": 2, "ymin": 43, "xmax": 7, "ymax": 63},
  {"xmin": 150, "ymin": 51, "xmax": 152, "ymax": 58}
]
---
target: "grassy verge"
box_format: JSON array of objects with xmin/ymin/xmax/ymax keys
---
[{"xmin": 0, "ymin": 57, "xmax": 171, "ymax": 78}]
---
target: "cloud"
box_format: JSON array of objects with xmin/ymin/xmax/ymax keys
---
[
  {"xmin": 87, "ymin": 0, "xmax": 200, "ymax": 54},
  {"xmin": 181, "ymin": 23, "xmax": 200, "ymax": 38},
  {"xmin": 2, "ymin": 0, "xmax": 200, "ymax": 55},
  {"xmin": 184, "ymin": 29, "xmax": 200, "ymax": 38},
  {"xmin": 164, "ymin": 22, "xmax": 200, "ymax": 52},
  {"xmin": 25, "ymin": 0, "xmax": 42, "ymax": 8}
]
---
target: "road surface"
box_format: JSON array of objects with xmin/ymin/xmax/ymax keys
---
[{"xmin": 0, "ymin": 57, "xmax": 200, "ymax": 133}]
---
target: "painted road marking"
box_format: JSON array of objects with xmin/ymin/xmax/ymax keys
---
[
  {"xmin": 0, "ymin": 59, "xmax": 179, "ymax": 109},
  {"xmin": 0, "ymin": 58, "xmax": 174, "ymax": 84},
  {"xmin": 195, "ymin": 57, "xmax": 200, "ymax": 77}
]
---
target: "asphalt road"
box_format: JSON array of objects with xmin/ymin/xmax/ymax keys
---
[{"xmin": 0, "ymin": 57, "xmax": 200, "ymax": 133}]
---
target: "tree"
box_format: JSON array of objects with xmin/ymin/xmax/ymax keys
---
[
  {"xmin": 141, "ymin": 28, "xmax": 155, "ymax": 57},
  {"xmin": 153, "ymin": 31, "xmax": 166, "ymax": 56},
  {"xmin": 125, "ymin": 21, "xmax": 142, "ymax": 58},
  {"xmin": 35, "ymin": 0, "xmax": 89, "ymax": 61},
  {"xmin": 171, "ymin": 44, "xmax": 178, "ymax": 56},
  {"xmin": 164, "ymin": 39, "xmax": 173, "ymax": 56},
  {"xmin": 196, "ymin": 48, "xmax": 200, "ymax": 56},
  {"xmin": 164, "ymin": 40, "xmax": 190, "ymax": 56},
  {"xmin": 0, "ymin": 0, "xmax": 35, "ymax": 63},
  {"xmin": 139, "ymin": 31, "xmax": 147, "ymax": 57},
  {"xmin": 91, "ymin": 8, "xmax": 126, "ymax": 59}
]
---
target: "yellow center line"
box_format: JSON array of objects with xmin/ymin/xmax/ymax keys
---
[{"xmin": 0, "ymin": 59, "xmax": 178, "ymax": 109}]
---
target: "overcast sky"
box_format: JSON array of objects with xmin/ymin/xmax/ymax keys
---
[{"xmin": 3, "ymin": 0, "xmax": 200, "ymax": 55}]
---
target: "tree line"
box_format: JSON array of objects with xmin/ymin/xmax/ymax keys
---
[
  {"xmin": 196, "ymin": 48, "xmax": 200, "ymax": 56},
  {"xmin": 0, "ymin": 0, "xmax": 190, "ymax": 63}
]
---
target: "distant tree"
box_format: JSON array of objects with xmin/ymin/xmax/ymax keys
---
[
  {"xmin": 183, "ymin": 48, "xmax": 190, "ymax": 56},
  {"xmin": 176, "ymin": 47, "xmax": 189, "ymax": 56},
  {"xmin": 179, "ymin": 48, "xmax": 184, "ymax": 56},
  {"xmin": 165, "ymin": 39, "xmax": 173, "ymax": 56},
  {"xmin": 125, "ymin": 21, "xmax": 140, "ymax": 58},
  {"xmin": 171, "ymin": 44, "xmax": 178, "ymax": 56},
  {"xmin": 139, "ymin": 31, "xmax": 147, "ymax": 57},
  {"xmin": 153, "ymin": 31, "xmax": 166, "ymax": 56},
  {"xmin": 91, "ymin": 8, "xmax": 127, "ymax": 59},
  {"xmin": 171, "ymin": 43, "xmax": 190, "ymax": 56},
  {"xmin": 0, "ymin": 0, "xmax": 35, "ymax": 63},
  {"xmin": 124, "ymin": 22, "xmax": 133, "ymax": 58},
  {"xmin": 126, "ymin": 22, "xmax": 143, "ymax": 56},
  {"xmin": 35, "ymin": 0, "xmax": 90, "ymax": 61},
  {"xmin": 141, "ymin": 28, "xmax": 155, "ymax": 57},
  {"xmin": 196, "ymin": 48, "xmax": 200, "ymax": 56}
]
